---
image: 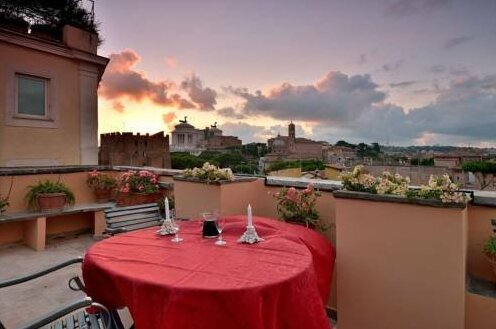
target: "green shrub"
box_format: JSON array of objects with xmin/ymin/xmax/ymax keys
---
[{"xmin": 484, "ymin": 236, "xmax": 496, "ymax": 257}]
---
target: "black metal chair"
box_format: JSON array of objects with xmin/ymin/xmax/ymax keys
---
[{"xmin": 0, "ymin": 257, "xmax": 124, "ymax": 329}]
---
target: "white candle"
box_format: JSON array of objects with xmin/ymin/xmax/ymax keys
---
[
  {"xmin": 247, "ymin": 204, "xmax": 253, "ymax": 227},
  {"xmin": 165, "ymin": 197, "xmax": 170, "ymax": 220}
]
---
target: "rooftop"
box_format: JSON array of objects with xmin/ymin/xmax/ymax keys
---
[{"xmin": 0, "ymin": 165, "xmax": 495, "ymax": 328}]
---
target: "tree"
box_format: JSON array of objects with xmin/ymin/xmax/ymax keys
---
[
  {"xmin": 462, "ymin": 161, "xmax": 496, "ymax": 190},
  {"xmin": 411, "ymin": 158, "xmax": 434, "ymax": 166},
  {"xmin": 0, "ymin": 0, "xmax": 99, "ymax": 35},
  {"xmin": 356, "ymin": 143, "xmax": 368, "ymax": 158},
  {"xmin": 335, "ymin": 140, "xmax": 356, "ymax": 149}
]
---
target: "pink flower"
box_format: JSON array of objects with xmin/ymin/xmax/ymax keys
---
[
  {"xmin": 120, "ymin": 187, "xmax": 129, "ymax": 193},
  {"xmin": 286, "ymin": 188, "xmax": 298, "ymax": 202}
]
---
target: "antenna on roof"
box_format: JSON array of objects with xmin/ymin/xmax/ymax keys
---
[{"xmin": 84, "ymin": 0, "xmax": 96, "ymax": 24}]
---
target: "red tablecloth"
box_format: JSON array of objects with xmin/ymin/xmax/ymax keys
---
[{"xmin": 83, "ymin": 216, "xmax": 335, "ymax": 329}]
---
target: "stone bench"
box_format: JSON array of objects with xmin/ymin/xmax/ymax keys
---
[{"xmin": 0, "ymin": 203, "xmax": 114, "ymax": 251}]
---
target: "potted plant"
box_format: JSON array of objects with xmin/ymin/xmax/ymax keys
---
[
  {"xmin": 87, "ymin": 170, "xmax": 117, "ymax": 203},
  {"xmin": 0, "ymin": 196, "xmax": 8, "ymax": 216},
  {"xmin": 273, "ymin": 184, "xmax": 321, "ymax": 229},
  {"xmin": 25, "ymin": 180, "xmax": 75, "ymax": 211},
  {"xmin": 340, "ymin": 166, "xmax": 470, "ymax": 204},
  {"xmin": 174, "ymin": 163, "xmax": 258, "ymax": 218},
  {"xmin": 484, "ymin": 235, "xmax": 496, "ymax": 278},
  {"xmin": 182, "ymin": 162, "xmax": 235, "ymax": 182},
  {"xmin": 117, "ymin": 170, "xmax": 160, "ymax": 206}
]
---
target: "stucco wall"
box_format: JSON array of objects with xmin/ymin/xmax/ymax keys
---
[
  {"xmin": 335, "ymin": 197, "xmax": 468, "ymax": 329},
  {"xmin": 467, "ymin": 205, "xmax": 496, "ymax": 281},
  {"xmin": 0, "ymin": 41, "xmax": 80, "ymax": 165}
]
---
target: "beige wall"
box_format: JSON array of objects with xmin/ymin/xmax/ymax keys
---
[
  {"xmin": 465, "ymin": 293, "xmax": 496, "ymax": 329},
  {"xmin": 467, "ymin": 205, "xmax": 496, "ymax": 281},
  {"xmin": 335, "ymin": 197, "xmax": 468, "ymax": 329},
  {"xmin": 2, "ymin": 169, "xmax": 496, "ymax": 326},
  {"xmin": 0, "ymin": 27, "xmax": 107, "ymax": 166},
  {"xmin": 0, "ymin": 172, "xmax": 95, "ymax": 212},
  {"xmin": 0, "ymin": 171, "xmax": 99, "ymax": 245},
  {"xmin": 0, "ymin": 42, "xmax": 80, "ymax": 165}
]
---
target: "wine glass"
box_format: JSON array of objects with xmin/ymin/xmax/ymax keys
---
[
  {"xmin": 171, "ymin": 219, "xmax": 183, "ymax": 243},
  {"xmin": 214, "ymin": 217, "xmax": 227, "ymax": 246}
]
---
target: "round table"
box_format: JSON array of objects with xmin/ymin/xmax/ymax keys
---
[{"xmin": 83, "ymin": 216, "xmax": 335, "ymax": 329}]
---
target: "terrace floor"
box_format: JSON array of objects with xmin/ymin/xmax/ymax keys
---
[
  {"xmin": 0, "ymin": 232, "xmax": 133, "ymax": 328},
  {"xmin": 0, "ymin": 232, "xmax": 336, "ymax": 329}
]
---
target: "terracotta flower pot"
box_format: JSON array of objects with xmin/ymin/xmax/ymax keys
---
[
  {"xmin": 486, "ymin": 254, "xmax": 496, "ymax": 278},
  {"xmin": 117, "ymin": 192, "xmax": 149, "ymax": 206},
  {"xmin": 145, "ymin": 192, "xmax": 163, "ymax": 204},
  {"xmin": 37, "ymin": 193, "xmax": 67, "ymax": 212},
  {"xmin": 93, "ymin": 188, "xmax": 113, "ymax": 203}
]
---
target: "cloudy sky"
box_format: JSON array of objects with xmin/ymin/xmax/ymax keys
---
[{"xmin": 94, "ymin": 0, "xmax": 496, "ymax": 146}]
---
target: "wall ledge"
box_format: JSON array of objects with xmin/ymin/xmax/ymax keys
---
[
  {"xmin": 333, "ymin": 190, "xmax": 467, "ymax": 209},
  {"xmin": 173, "ymin": 176, "xmax": 258, "ymax": 185},
  {"xmin": 0, "ymin": 165, "xmax": 112, "ymax": 176},
  {"xmin": 265, "ymin": 176, "xmax": 341, "ymax": 192}
]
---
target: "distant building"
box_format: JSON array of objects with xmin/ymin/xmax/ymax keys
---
[
  {"xmin": 170, "ymin": 117, "xmax": 242, "ymax": 154},
  {"xmin": 265, "ymin": 122, "xmax": 324, "ymax": 162},
  {"xmin": 433, "ymin": 154, "xmax": 483, "ymax": 168},
  {"xmin": 0, "ymin": 25, "xmax": 108, "ymax": 166},
  {"xmin": 99, "ymin": 132, "xmax": 171, "ymax": 168},
  {"xmin": 324, "ymin": 146, "xmax": 357, "ymax": 165}
]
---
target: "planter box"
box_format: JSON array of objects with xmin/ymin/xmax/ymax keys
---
[
  {"xmin": 333, "ymin": 190, "xmax": 468, "ymax": 329},
  {"xmin": 173, "ymin": 176, "xmax": 258, "ymax": 219}
]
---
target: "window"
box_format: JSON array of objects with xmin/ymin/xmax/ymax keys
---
[
  {"xmin": 6, "ymin": 68, "xmax": 57, "ymax": 128},
  {"xmin": 178, "ymin": 134, "xmax": 185, "ymax": 145},
  {"xmin": 187, "ymin": 134, "xmax": 193, "ymax": 144},
  {"xmin": 16, "ymin": 74, "xmax": 48, "ymax": 118}
]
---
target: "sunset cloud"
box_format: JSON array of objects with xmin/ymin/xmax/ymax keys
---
[
  {"xmin": 226, "ymin": 70, "xmax": 496, "ymax": 144},
  {"xmin": 181, "ymin": 74, "xmax": 217, "ymax": 111},
  {"xmin": 389, "ymin": 81, "xmax": 416, "ymax": 88},
  {"xmin": 165, "ymin": 57, "xmax": 178, "ymax": 68},
  {"xmin": 343, "ymin": 74, "xmax": 496, "ymax": 142},
  {"xmin": 217, "ymin": 107, "xmax": 246, "ymax": 119},
  {"xmin": 100, "ymin": 49, "xmax": 194, "ymax": 110},
  {"xmin": 382, "ymin": 60, "xmax": 404, "ymax": 73},
  {"xmin": 112, "ymin": 101, "xmax": 125, "ymax": 113},
  {"xmin": 162, "ymin": 112, "xmax": 177, "ymax": 124},
  {"xmin": 444, "ymin": 36, "xmax": 473, "ymax": 50},
  {"xmin": 385, "ymin": 0, "xmax": 451, "ymax": 17},
  {"xmin": 429, "ymin": 64, "xmax": 446, "ymax": 74},
  {"xmin": 230, "ymin": 71, "xmax": 386, "ymax": 123}
]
